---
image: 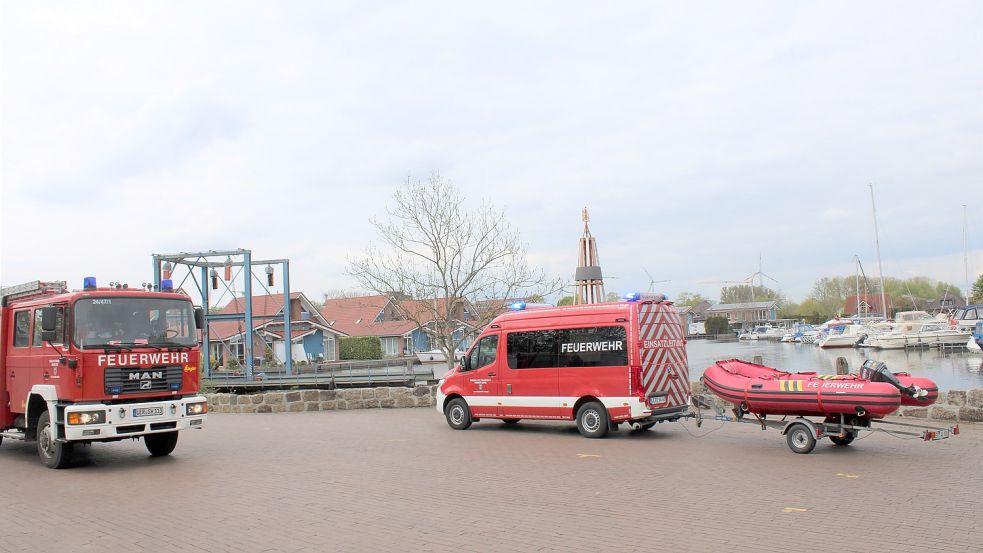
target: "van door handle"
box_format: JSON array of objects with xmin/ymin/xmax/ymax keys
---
[
  {"xmin": 487, "ymin": 372, "xmax": 496, "ymax": 377},
  {"xmin": 507, "ymin": 384, "xmax": 512, "ymax": 394}
]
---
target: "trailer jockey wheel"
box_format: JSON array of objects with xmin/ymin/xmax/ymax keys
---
[
  {"xmin": 786, "ymin": 423, "xmax": 817, "ymax": 454},
  {"xmin": 829, "ymin": 435, "xmax": 855, "ymax": 446}
]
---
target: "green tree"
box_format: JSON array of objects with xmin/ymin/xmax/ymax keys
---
[
  {"xmin": 704, "ymin": 316, "xmax": 730, "ymax": 335},
  {"xmin": 971, "ymin": 273, "xmax": 983, "ymax": 304},
  {"xmin": 557, "ymin": 295, "xmax": 574, "ymax": 306},
  {"xmin": 720, "ymin": 284, "xmax": 782, "ymax": 304},
  {"xmin": 605, "ymin": 291, "xmax": 621, "ymax": 302},
  {"xmin": 675, "ymin": 292, "xmax": 711, "ymax": 307}
]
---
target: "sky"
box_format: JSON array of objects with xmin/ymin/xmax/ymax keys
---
[{"xmin": 2, "ymin": 1, "xmax": 981, "ymax": 307}]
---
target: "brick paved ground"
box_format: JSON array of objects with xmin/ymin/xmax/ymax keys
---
[{"xmin": 0, "ymin": 409, "xmax": 979, "ymax": 553}]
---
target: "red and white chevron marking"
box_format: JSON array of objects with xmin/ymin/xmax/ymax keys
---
[{"xmin": 638, "ymin": 304, "xmax": 690, "ymax": 406}]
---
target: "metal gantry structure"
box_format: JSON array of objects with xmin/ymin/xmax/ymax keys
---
[{"xmin": 152, "ymin": 249, "xmax": 291, "ymax": 379}]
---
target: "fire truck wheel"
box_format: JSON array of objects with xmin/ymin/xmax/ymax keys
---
[
  {"xmin": 786, "ymin": 423, "xmax": 817, "ymax": 454},
  {"xmin": 576, "ymin": 401, "xmax": 609, "ymax": 439},
  {"xmin": 445, "ymin": 398, "xmax": 472, "ymax": 430},
  {"xmin": 37, "ymin": 411, "xmax": 74, "ymax": 469},
  {"xmin": 144, "ymin": 432, "xmax": 179, "ymax": 457}
]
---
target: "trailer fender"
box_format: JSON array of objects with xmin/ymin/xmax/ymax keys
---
[{"xmin": 781, "ymin": 418, "xmax": 819, "ymax": 437}]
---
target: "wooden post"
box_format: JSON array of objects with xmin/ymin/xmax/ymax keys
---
[{"xmin": 835, "ymin": 357, "xmax": 849, "ymax": 375}]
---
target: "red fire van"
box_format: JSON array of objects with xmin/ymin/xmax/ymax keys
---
[{"xmin": 436, "ymin": 294, "xmax": 691, "ymax": 438}]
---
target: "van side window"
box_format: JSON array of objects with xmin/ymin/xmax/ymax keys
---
[
  {"xmin": 507, "ymin": 330, "xmax": 557, "ymax": 369},
  {"xmin": 13, "ymin": 311, "xmax": 31, "ymax": 347},
  {"xmin": 469, "ymin": 335, "xmax": 499, "ymax": 370},
  {"xmin": 33, "ymin": 306, "xmax": 66, "ymax": 346},
  {"xmin": 557, "ymin": 326, "xmax": 627, "ymax": 367}
]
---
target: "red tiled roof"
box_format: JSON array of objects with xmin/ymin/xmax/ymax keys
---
[
  {"xmin": 208, "ymin": 293, "xmax": 328, "ymax": 341},
  {"xmin": 844, "ymin": 294, "xmax": 894, "ymax": 315},
  {"xmin": 320, "ymin": 295, "xmax": 420, "ymax": 337}
]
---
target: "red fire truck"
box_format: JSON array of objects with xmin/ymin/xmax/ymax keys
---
[
  {"xmin": 0, "ymin": 278, "xmax": 208, "ymax": 468},
  {"xmin": 437, "ymin": 293, "xmax": 691, "ymax": 438}
]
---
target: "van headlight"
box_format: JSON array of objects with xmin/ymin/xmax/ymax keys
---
[
  {"xmin": 67, "ymin": 411, "xmax": 106, "ymax": 425},
  {"xmin": 186, "ymin": 402, "xmax": 208, "ymax": 415}
]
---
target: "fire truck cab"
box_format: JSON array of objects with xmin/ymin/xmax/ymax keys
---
[
  {"xmin": 437, "ymin": 294, "xmax": 691, "ymax": 438},
  {"xmin": 0, "ymin": 278, "xmax": 208, "ymax": 468}
]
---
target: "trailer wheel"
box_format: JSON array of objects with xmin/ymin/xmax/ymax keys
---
[
  {"xmin": 829, "ymin": 435, "xmax": 854, "ymax": 446},
  {"xmin": 786, "ymin": 423, "xmax": 817, "ymax": 454},
  {"xmin": 576, "ymin": 401, "xmax": 609, "ymax": 439},
  {"xmin": 144, "ymin": 432, "xmax": 179, "ymax": 457},
  {"xmin": 444, "ymin": 398, "xmax": 472, "ymax": 430},
  {"xmin": 37, "ymin": 411, "xmax": 74, "ymax": 469}
]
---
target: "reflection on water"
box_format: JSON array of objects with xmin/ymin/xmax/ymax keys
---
[{"xmin": 685, "ymin": 339, "xmax": 983, "ymax": 390}]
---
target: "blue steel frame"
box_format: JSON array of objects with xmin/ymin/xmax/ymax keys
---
[{"xmin": 152, "ymin": 249, "xmax": 292, "ymax": 379}]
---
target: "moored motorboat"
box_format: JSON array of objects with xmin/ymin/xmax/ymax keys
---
[{"xmin": 702, "ymin": 359, "xmax": 936, "ymax": 419}]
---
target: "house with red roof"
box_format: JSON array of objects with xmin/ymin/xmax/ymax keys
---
[
  {"xmin": 843, "ymin": 294, "xmax": 895, "ymax": 318},
  {"xmin": 209, "ymin": 292, "xmax": 346, "ymax": 366},
  {"xmin": 320, "ymin": 295, "xmax": 476, "ymax": 357}
]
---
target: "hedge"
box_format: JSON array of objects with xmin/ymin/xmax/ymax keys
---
[
  {"xmin": 339, "ymin": 336, "xmax": 384, "ymax": 360},
  {"xmin": 704, "ymin": 316, "xmax": 731, "ymax": 335}
]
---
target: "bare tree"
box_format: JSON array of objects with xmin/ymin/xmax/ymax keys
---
[{"xmin": 348, "ymin": 173, "xmax": 562, "ymax": 368}]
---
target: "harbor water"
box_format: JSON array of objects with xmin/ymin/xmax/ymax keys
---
[{"xmin": 686, "ymin": 339, "xmax": 983, "ymax": 391}]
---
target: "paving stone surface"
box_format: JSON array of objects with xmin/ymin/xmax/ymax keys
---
[{"xmin": 0, "ymin": 409, "xmax": 979, "ymax": 552}]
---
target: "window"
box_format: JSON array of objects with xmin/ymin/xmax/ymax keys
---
[
  {"xmin": 507, "ymin": 326, "xmax": 628, "ymax": 369},
  {"xmin": 557, "ymin": 327, "xmax": 627, "ymax": 367},
  {"xmin": 33, "ymin": 307, "xmax": 66, "ymax": 346},
  {"xmin": 74, "ymin": 297, "xmax": 196, "ymax": 347},
  {"xmin": 13, "ymin": 311, "xmax": 30, "ymax": 347},
  {"xmin": 468, "ymin": 335, "xmax": 498, "ymax": 370},
  {"xmin": 323, "ymin": 334, "xmax": 336, "ymax": 361},
  {"xmin": 507, "ymin": 330, "xmax": 557, "ymax": 369},
  {"xmin": 380, "ymin": 336, "xmax": 399, "ymax": 357}
]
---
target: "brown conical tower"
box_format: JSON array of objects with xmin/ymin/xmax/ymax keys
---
[{"xmin": 574, "ymin": 208, "xmax": 605, "ymax": 304}]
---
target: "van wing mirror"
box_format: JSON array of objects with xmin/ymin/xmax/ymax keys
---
[
  {"xmin": 194, "ymin": 307, "xmax": 206, "ymax": 330},
  {"xmin": 461, "ymin": 355, "xmax": 471, "ymax": 371},
  {"xmin": 40, "ymin": 306, "xmax": 58, "ymax": 332}
]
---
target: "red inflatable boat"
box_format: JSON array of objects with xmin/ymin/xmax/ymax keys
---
[{"xmin": 702, "ymin": 359, "xmax": 937, "ymax": 419}]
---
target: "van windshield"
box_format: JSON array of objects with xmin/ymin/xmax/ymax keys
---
[{"xmin": 74, "ymin": 297, "xmax": 197, "ymax": 348}]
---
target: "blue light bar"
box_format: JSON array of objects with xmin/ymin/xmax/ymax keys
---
[
  {"xmin": 623, "ymin": 292, "xmax": 641, "ymax": 302},
  {"xmin": 510, "ymin": 302, "xmax": 527, "ymax": 311},
  {"xmin": 83, "ymin": 276, "xmax": 97, "ymax": 290},
  {"xmin": 160, "ymin": 279, "xmax": 174, "ymax": 292}
]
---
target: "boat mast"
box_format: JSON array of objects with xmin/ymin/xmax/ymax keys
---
[
  {"xmin": 869, "ymin": 184, "xmax": 888, "ymax": 320},
  {"xmin": 964, "ymin": 204, "xmax": 970, "ymax": 306},
  {"xmin": 855, "ymin": 254, "xmax": 861, "ymax": 318}
]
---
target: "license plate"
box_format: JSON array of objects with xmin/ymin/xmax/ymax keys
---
[{"xmin": 133, "ymin": 406, "xmax": 164, "ymax": 418}]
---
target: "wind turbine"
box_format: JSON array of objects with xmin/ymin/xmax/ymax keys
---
[
  {"xmin": 643, "ymin": 267, "xmax": 670, "ymax": 292},
  {"xmin": 742, "ymin": 254, "xmax": 780, "ymax": 303}
]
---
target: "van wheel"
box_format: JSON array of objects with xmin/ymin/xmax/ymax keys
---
[
  {"xmin": 144, "ymin": 432, "xmax": 179, "ymax": 457},
  {"xmin": 37, "ymin": 411, "xmax": 74, "ymax": 469},
  {"xmin": 445, "ymin": 398, "xmax": 472, "ymax": 430},
  {"xmin": 503, "ymin": 419, "xmax": 520, "ymax": 425},
  {"xmin": 786, "ymin": 423, "xmax": 817, "ymax": 454},
  {"xmin": 576, "ymin": 402, "xmax": 609, "ymax": 439}
]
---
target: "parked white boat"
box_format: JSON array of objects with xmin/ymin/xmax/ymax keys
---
[
  {"xmin": 740, "ymin": 325, "xmax": 785, "ymax": 341},
  {"xmin": 865, "ymin": 311, "xmax": 971, "ymax": 350},
  {"xmin": 817, "ymin": 323, "xmax": 864, "ymax": 348},
  {"xmin": 967, "ymin": 336, "xmax": 982, "ymax": 353}
]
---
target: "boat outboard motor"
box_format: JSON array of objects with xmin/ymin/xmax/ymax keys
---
[{"xmin": 859, "ymin": 360, "xmax": 928, "ymax": 399}]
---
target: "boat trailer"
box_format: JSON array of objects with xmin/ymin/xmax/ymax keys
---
[{"xmin": 690, "ymin": 395, "xmax": 960, "ymax": 454}]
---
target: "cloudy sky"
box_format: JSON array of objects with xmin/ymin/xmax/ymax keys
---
[{"xmin": 2, "ymin": 1, "xmax": 981, "ymax": 306}]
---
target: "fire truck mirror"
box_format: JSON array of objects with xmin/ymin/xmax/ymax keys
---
[
  {"xmin": 194, "ymin": 307, "xmax": 205, "ymax": 331},
  {"xmin": 40, "ymin": 306, "xmax": 59, "ymax": 343}
]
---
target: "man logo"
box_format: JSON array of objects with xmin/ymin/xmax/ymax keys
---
[
  {"xmin": 128, "ymin": 371, "xmax": 164, "ymax": 381},
  {"xmin": 140, "ymin": 381, "xmax": 152, "ymax": 390}
]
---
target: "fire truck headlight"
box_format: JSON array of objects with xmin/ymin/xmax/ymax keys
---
[
  {"xmin": 67, "ymin": 411, "xmax": 106, "ymax": 425},
  {"xmin": 186, "ymin": 402, "xmax": 208, "ymax": 416}
]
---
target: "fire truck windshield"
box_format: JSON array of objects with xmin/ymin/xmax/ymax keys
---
[{"xmin": 73, "ymin": 297, "xmax": 197, "ymax": 348}]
